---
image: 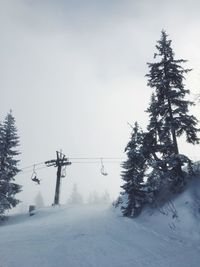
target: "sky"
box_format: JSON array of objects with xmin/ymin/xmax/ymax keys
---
[{"xmin": 1, "ymin": 0, "xmax": 200, "ymax": 208}]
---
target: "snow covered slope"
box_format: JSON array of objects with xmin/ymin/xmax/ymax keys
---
[
  {"xmin": 0, "ymin": 179, "xmax": 200, "ymax": 267},
  {"xmin": 138, "ymin": 176, "xmax": 200, "ymax": 241}
]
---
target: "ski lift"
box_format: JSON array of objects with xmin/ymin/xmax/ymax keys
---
[
  {"xmin": 31, "ymin": 165, "xmax": 40, "ymax": 185},
  {"xmin": 100, "ymin": 158, "xmax": 108, "ymax": 176},
  {"xmin": 61, "ymin": 165, "xmax": 66, "ymax": 178}
]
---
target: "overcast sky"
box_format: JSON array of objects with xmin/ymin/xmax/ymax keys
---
[{"xmin": 1, "ymin": 0, "xmax": 200, "ymax": 208}]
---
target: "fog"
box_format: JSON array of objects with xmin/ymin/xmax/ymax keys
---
[{"xmin": 0, "ymin": 0, "xmax": 200, "ymax": 209}]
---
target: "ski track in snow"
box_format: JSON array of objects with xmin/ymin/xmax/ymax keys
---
[{"xmin": 0, "ymin": 205, "xmax": 199, "ymax": 267}]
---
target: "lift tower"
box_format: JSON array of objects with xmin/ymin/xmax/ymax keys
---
[{"xmin": 45, "ymin": 151, "xmax": 71, "ymax": 205}]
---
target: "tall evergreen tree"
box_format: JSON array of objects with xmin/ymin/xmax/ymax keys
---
[
  {"xmin": 120, "ymin": 122, "xmax": 147, "ymax": 217},
  {"xmin": 117, "ymin": 30, "xmax": 199, "ymax": 217},
  {"xmin": 0, "ymin": 111, "xmax": 22, "ymax": 217},
  {"xmin": 146, "ymin": 93, "xmax": 174, "ymax": 157},
  {"xmin": 68, "ymin": 184, "xmax": 83, "ymax": 205},
  {"xmin": 100, "ymin": 190, "xmax": 111, "ymax": 204},
  {"xmin": 35, "ymin": 191, "xmax": 45, "ymax": 209},
  {"xmin": 146, "ymin": 30, "xmax": 199, "ymax": 189}
]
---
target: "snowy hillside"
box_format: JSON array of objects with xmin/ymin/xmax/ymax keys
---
[
  {"xmin": 1, "ymin": 178, "xmax": 200, "ymax": 267},
  {"xmin": 138, "ymin": 175, "xmax": 200, "ymax": 241}
]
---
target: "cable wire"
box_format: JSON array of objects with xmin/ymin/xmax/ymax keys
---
[
  {"xmin": 20, "ymin": 161, "xmax": 45, "ymax": 171},
  {"xmin": 18, "ymin": 165, "xmax": 49, "ymax": 175},
  {"xmin": 19, "ymin": 156, "xmax": 125, "ymax": 173}
]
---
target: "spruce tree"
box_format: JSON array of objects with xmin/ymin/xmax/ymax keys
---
[
  {"xmin": 146, "ymin": 93, "xmax": 174, "ymax": 157},
  {"xmin": 146, "ymin": 30, "xmax": 199, "ymax": 190},
  {"xmin": 120, "ymin": 122, "xmax": 147, "ymax": 217},
  {"xmin": 100, "ymin": 190, "xmax": 110, "ymax": 204},
  {"xmin": 117, "ymin": 30, "xmax": 199, "ymax": 216},
  {"xmin": 68, "ymin": 184, "xmax": 83, "ymax": 205},
  {"xmin": 35, "ymin": 191, "xmax": 45, "ymax": 209},
  {"xmin": 0, "ymin": 111, "xmax": 22, "ymax": 217}
]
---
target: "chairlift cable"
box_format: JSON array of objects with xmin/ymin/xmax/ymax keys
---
[
  {"xmin": 69, "ymin": 157, "xmax": 125, "ymax": 160},
  {"xmin": 20, "ymin": 161, "xmax": 45, "ymax": 171},
  {"xmin": 71, "ymin": 161, "xmax": 122, "ymax": 164},
  {"xmin": 19, "ymin": 161, "xmax": 122, "ymax": 174},
  {"xmin": 20, "ymin": 157, "xmax": 124, "ymax": 169},
  {"xmin": 18, "ymin": 165, "xmax": 48, "ymax": 175},
  {"xmin": 19, "ymin": 156, "xmax": 125, "ymax": 174}
]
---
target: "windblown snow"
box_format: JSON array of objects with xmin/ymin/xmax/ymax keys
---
[{"xmin": 1, "ymin": 178, "xmax": 200, "ymax": 267}]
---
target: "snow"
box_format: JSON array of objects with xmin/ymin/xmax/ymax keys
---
[{"xmin": 1, "ymin": 179, "xmax": 200, "ymax": 267}]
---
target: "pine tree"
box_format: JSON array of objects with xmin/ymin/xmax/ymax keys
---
[
  {"xmin": 68, "ymin": 184, "xmax": 83, "ymax": 205},
  {"xmin": 0, "ymin": 111, "xmax": 22, "ymax": 217},
  {"xmin": 34, "ymin": 191, "xmax": 45, "ymax": 209},
  {"xmin": 87, "ymin": 191, "xmax": 100, "ymax": 205},
  {"xmin": 116, "ymin": 31, "xmax": 199, "ymax": 216},
  {"xmin": 146, "ymin": 93, "xmax": 174, "ymax": 157},
  {"xmin": 100, "ymin": 190, "xmax": 111, "ymax": 204},
  {"xmin": 146, "ymin": 30, "xmax": 199, "ymax": 190},
  {"xmin": 120, "ymin": 122, "xmax": 147, "ymax": 217}
]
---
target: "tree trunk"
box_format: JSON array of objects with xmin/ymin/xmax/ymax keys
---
[{"xmin": 167, "ymin": 98, "xmax": 179, "ymax": 155}]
